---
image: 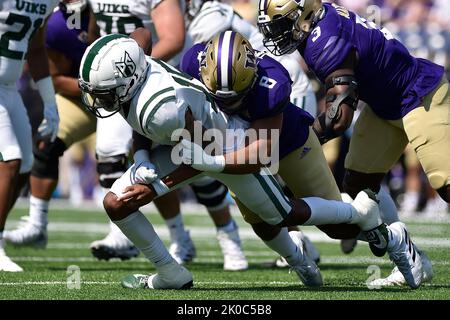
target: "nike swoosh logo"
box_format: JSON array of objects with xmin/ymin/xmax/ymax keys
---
[{"xmin": 367, "ymin": 230, "xmax": 387, "ymax": 249}]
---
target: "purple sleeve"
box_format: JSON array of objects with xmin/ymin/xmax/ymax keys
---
[
  {"xmin": 180, "ymin": 43, "xmax": 206, "ymax": 81},
  {"xmin": 303, "ymin": 7, "xmax": 354, "ymax": 81}
]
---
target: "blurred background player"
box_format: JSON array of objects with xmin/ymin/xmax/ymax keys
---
[
  {"xmin": 4, "ymin": 0, "xmax": 100, "ymax": 250},
  {"xmin": 0, "ymin": 0, "xmax": 60, "ymax": 272}
]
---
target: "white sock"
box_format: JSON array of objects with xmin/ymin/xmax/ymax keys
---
[
  {"xmin": 217, "ymin": 220, "xmax": 237, "ymax": 233},
  {"xmin": 0, "ymin": 231, "xmax": 3, "ymax": 239},
  {"xmin": 113, "ymin": 211, "xmax": 174, "ymax": 268},
  {"xmin": 29, "ymin": 195, "xmax": 49, "ymax": 227},
  {"xmin": 378, "ymin": 187, "xmax": 399, "ymax": 225},
  {"xmin": 302, "ymin": 197, "xmax": 356, "ymax": 225},
  {"xmin": 165, "ymin": 214, "xmax": 187, "ymax": 242},
  {"xmin": 263, "ymin": 228, "xmax": 299, "ymax": 265}
]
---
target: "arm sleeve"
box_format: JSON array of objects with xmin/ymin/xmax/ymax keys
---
[
  {"xmin": 188, "ymin": 9, "xmax": 232, "ymax": 44},
  {"xmin": 304, "ymin": 22, "xmax": 354, "ymax": 81}
]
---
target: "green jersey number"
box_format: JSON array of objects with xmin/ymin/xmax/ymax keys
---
[
  {"xmin": 95, "ymin": 14, "xmax": 144, "ymax": 35},
  {"xmin": 0, "ymin": 13, "xmax": 43, "ymax": 60}
]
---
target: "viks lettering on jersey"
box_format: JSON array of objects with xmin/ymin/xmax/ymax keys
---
[
  {"xmin": 96, "ymin": 3, "xmax": 130, "ymax": 14},
  {"xmin": 15, "ymin": 0, "xmax": 47, "ymax": 14}
]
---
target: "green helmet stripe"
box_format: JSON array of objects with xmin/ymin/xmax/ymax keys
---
[{"xmin": 82, "ymin": 34, "xmax": 129, "ymax": 82}]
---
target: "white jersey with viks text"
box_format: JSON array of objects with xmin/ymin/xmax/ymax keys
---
[
  {"xmin": 185, "ymin": 0, "xmax": 317, "ymax": 116},
  {"xmin": 0, "ymin": 0, "xmax": 59, "ymax": 85},
  {"xmin": 89, "ymin": 0, "xmax": 158, "ymax": 36},
  {"xmin": 89, "ymin": 0, "xmax": 185, "ymax": 67},
  {"xmin": 124, "ymin": 57, "xmax": 239, "ymax": 148}
]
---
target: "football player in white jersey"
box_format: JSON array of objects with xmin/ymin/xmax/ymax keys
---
[
  {"xmin": 78, "ymin": 33, "xmax": 384, "ymax": 288},
  {"xmin": 88, "ymin": 0, "xmax": 191, "ymax": 262},
  {"xmin": 183, "ymin": 0, "xmax": 320, "ymax": 266},
  {"xmin": 89, "ymin": 0, "xmax": 248, "ymax": 271},
  {"xmin": 0, "ymin": 0, "xmax": 60, "ymax": 272}
]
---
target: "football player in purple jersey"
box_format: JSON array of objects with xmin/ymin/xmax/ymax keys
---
[{"xmin": 257, "ymin": 0, "xmax": 443, "ymax": 288}]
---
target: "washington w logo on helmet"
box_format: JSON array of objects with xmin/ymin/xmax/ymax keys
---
[{"xmin": 115, "ymin": 51, "xmax": 136, "ymax": 78}]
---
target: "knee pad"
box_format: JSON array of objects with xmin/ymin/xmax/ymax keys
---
[
  {"xmin": 190, "ymin": 178, "xmax": 229, "ymax": 211},
  {"xmin": 31, "ymin": 137, "xmax": 67, "ymax": 179},
  {"xmin": 97, "ymin": 154, "xmax": 128, "ymax": 188}
]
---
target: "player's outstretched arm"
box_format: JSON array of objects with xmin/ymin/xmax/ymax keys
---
[
  {"xmin": 313, "ymin": 50, "xmax": 358, "ymax": 145},
  {"xmin": 150, "ymin": 0, "xmax": 185, "ymax": 61},
  {"xmin": 28, "ymin": 22, "xmax": 59, "ymax": 142}
]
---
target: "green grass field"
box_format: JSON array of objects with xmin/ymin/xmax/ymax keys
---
[{"xmin": 1, "ymin": 203, "xmax": 449, "ymax": 300}]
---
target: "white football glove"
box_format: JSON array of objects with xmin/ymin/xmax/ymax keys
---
[
  {"xmin": 38, "ymin": 103, "xmax": 60, "ymax": 142},
  {"xmin": 132, "ymin": 161, "xmax": 158, "ymax": 184},
  {"xmin": 180, "ymin": 139, "xmax": 225, "ymax": 172}
]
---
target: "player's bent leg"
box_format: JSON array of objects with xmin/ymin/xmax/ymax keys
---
[
  {"xmin": 191, "ymin": 177, "xmax": 247, "ymax": 271},
  {"xmin": 4, "ymin": 137, "xmax": 66, "ymax": 248},
  {"xmin": 0, "ymin": 160, "xmax": 23, "ymax": 272},
  {"xmin": 91, "ymin": 153, "xmax": 140, "ymax": 260},
  {"xmin": 402, "ymin": 75, "xmax": 450, "ymax": 204},
  {"xmin": 155, "ymin": 191, "xmax": 196, "ymax": 265}
]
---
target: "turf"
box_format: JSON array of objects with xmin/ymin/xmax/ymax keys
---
[{"xmin": 1, "ymin": 204, "xmax": 449, "ymax": 300}]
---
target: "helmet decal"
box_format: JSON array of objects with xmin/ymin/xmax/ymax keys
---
[{"xmin": 115, "ymin": 51, "xmax": 136, "ymax": 78}]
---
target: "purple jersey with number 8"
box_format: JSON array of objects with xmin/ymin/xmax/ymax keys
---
[
  {"xmin": 301, "ymin": 3, "xmax": 444, "ymax": 120},
  {"xmin": 181, "ymin": 43, "xmax": 314, "ymax": 159}
]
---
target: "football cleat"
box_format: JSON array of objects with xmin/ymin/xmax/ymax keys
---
[
  {"xmin": 216, "ymin": 225, "xmax": 248, "ymax": 271},
  {"xmin": 288, "ymin": 231, "xmax": 323, "ymax": 287},
  {"xmin": 274, "ymin": 232, "xmax": 320, "ymax": 267},
  {"xmin": 0, "ymin": 239, "xmax": 23, "ymax": 272},
  {"xmin": 169, "ymin": 231, "xmax": 196, "ymax": 265},
  {"xmin": 386, "ymin": 222, "xmax": 423, "ymax": 289},
  {"xmin": 3, "ymin": 216, "xmax": 47, "ymax": 248},
  {"xmin": 121, "ymin": 263, "xmax": 193, "ymax": 289},
  {"xmin": 90, "ymin": 225, "xmax": 139, "ymax": 261},
  {"xmin": 369, "ymin": 249, "xmax": 433, "ymax": 287}
]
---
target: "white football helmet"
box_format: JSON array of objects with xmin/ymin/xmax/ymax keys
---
[{"xmin": 79, "ymin": 34, "xmax": 149, "ymax": 118}]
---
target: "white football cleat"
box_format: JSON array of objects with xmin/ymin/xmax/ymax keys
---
[
  {"xmin": 0, "ymin": 239, "xmax": 23, "ymax": 272},
  {"xmin": 3, "ymin": 216, "xmax": 47, "ymax": 248},
  {"xmin": 370, "ymin": 248, "xmax": 432, "ymax": 287},
  {"xmin": 217, "ymin": 226, "xmax": 248, "ymax": 271},
  {"xmin": 90, "ymin": 223, "xmax": 139, "ymax": 261},
  {"xmin": 288, "ymin": 231, "xmax": 323, "ymax": 287},
  {"xmin": 275, "ymin": 231, "xmax": 321, "ymax": 268},
  {"xmin": 386, "ymin": 222, "xmax": 423, "ymax": 289},
  {"xmin": 121, "ymin": 262, "xmax": 193, "ymax": 289},
  {"xmin": 169, "ymin": 230, "xmax": 196, "ymax": 265},
  {"xmin": 351, "ymin": 189, "xmax": 382, "ymax": 231}
]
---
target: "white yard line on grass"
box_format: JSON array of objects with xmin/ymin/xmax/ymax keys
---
[
  {"xmin": 7, "ymin": 255, "xmax": 450, "ymax": 266},
  {"xmin": 5, "ymin": 222, "xmax": 450, "ymax": 248}
]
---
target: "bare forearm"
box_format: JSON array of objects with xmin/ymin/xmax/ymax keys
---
[
  {"xmin": 28, "ymin": 47, "xmax": 50, "ymax": 82},
  {"xmin": 53, "ymin": 76, "xmax": 81, "ymax": 97},
  {"xmin": 222, "ymin": 139, "xmax": 272, "ymax": 174}
]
